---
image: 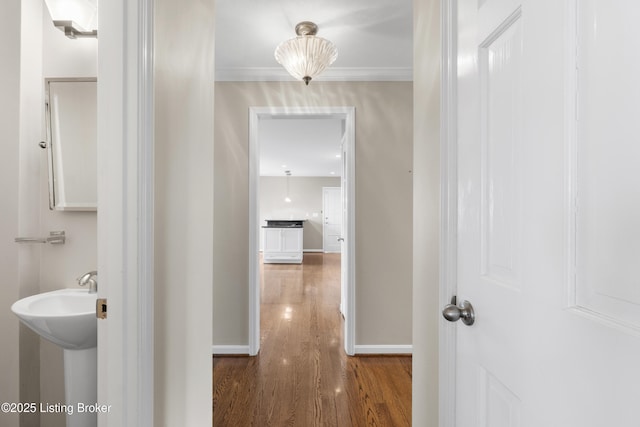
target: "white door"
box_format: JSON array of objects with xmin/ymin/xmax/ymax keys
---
[
  {"xmin": 448, "ymin": 1, "xmax": 640, "ymax": 426},
  {"xmin": 323, "ymin": 187, "xmax": 342, "ymax": 253},
  {"xmin": 340, "ymin": 143, "xmax": 348, "ymax": 322}
]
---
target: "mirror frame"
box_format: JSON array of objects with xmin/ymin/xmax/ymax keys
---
[{"xmin": 44, "ymin": 77, "xmax": 98, "ymax": 211}]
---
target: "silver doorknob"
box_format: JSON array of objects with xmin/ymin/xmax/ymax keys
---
[
  {"xmin": 337, "ymin": 237, "xmax": 344, "ymax": 242},
  {"xmin": 442, "ymin": 298, "xmax": 475, "ymax": 326}
]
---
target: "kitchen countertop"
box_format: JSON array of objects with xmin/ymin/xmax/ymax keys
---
[{"xmin": 262, "ymin": 219, "xmax": 306, "ymax": 228}]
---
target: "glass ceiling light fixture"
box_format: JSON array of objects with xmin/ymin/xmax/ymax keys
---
[
  {"xmin": 43, "ymin": 0, "xmax": 98, "ymax": 39},
  {"xmin": 274, "ymin": 21, "xmax": 338, "ymax": 86}
]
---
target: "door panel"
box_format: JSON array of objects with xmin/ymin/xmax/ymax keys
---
[
  {"xmin": 281, "ymin": 228, "xmax": 301, "ymax": 252},
  {"xmin": 264, "ymin": 228, "xmax": 281, "ymax": 252},
  {"xmin": 453, "ymin": 0, "xmax": 640, "ymax": 426},
  {"xmin": 574, "ymin": 0, "xmax": 640, "ymax": 329},
  {"xmin": 457, "ymin": 0, "xmax": 527, "ymax": 424},
  {"xmin": 479, "ymin": 10, "xmax": 523, "ymax": 288},
  {"xmin": 477, "ymin": 367, "xmax": 521, "ymax": 427}
]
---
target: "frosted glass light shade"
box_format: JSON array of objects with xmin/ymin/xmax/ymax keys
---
[
  {"xmin": 43, "ymin": 0, "xmax": 98, "ymax": 36},
  {"xmin": 275, "ymin": 23, "xmax": 337, "ymax": 85}
]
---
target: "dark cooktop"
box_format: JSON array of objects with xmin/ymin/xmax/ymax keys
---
[{"xmin": 262, "ymin": 220, "xmax": 304, "ymax": 228}]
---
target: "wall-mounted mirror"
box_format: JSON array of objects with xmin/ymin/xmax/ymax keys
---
[{"xmin": 45, "ymin": 77, "xmax": 97, "ymax": 211}]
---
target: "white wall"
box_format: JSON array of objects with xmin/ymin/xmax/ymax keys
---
[
  {"xmin": 39, "ymin": 11, "xmax": 98, "ymax": 427},
  {"xmin": 412, "ymin": 0, "xmax": 440, "ymax": 425},
  {"xmin": 0, "ymin": 2, "xmax": 87, "ymax": 426},
  {"xmin": 0, "ymin": 4, "xmax": 98, "ymax": 426},
  {"xmin": 260, "ymin": 176, "xmax": 341, "ymax": 251},
  {"xmin": 18, "ymin": 2, "xmax": 44, "ymax": 426},
  {"xmin": 0, "ymin": 1, "xmax": 24, "ymax": 426},
  {"xmin": 39, "ymin": 0, "xmax": 99, "ymax": 288}
]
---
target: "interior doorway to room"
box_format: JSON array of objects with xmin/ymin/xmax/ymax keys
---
[{"xmin": 248, "ymin": 107, "xmax": 355, "ymax": 356}]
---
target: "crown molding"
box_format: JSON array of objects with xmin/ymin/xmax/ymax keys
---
[{"xmin": 215, "ymin": 66, "xmax": 412, "ymax": 82}]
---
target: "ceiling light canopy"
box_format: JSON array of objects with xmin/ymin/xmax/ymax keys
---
[
  {"xmin": 43, "ymin": 0, "xmax": 98, "ymax": 39},
  {"xmin": 274, "ymin": 21, "xmax": 338, "ymax": 86}
]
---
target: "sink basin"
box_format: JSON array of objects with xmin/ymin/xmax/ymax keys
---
[
  {"xmin": 11, "ymin": 289, "xmax": 97, "ymax": 349},
  {"xmin": 12, "ymin": 288, "xmax": 99, "ymax": 426}
]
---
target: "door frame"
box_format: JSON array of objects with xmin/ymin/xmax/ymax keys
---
[
  {"xmin": 248, "ymin": 106, "xmax": 356, "ymax": 356},
  {"xmin": 98, "ymin": 0, "xmax": 155, "ymax": 425},
  {"xmin": 440, "ymin": 0, "xmax": 458, "ymax": 426}
]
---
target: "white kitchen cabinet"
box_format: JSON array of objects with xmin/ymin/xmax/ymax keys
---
[{"xmin": 263, "ymin": 227, "xmax": 303, "ymax": 264}]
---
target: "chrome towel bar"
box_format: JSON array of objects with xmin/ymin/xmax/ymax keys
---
[{"xmin": 15, "ymin": 231, "xmax": 65, "ymax": 245}]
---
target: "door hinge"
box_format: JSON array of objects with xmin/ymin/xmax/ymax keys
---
[{"xmin": 96, "ymin": 298, "xmax": 107, "ymax": 319}]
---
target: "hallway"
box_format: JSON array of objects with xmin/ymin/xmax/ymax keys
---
[{"xmin": 213, "ymin": 253, "xmax": 412, "ymax": 426}]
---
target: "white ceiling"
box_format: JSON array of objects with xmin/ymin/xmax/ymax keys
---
[
  {"xmin": 214, "ymin": 0, "xmax": 413, "ymax": 82},
  {"xmin": 259, "ymin": 118, "xmax": 344, "ymax": 177}
]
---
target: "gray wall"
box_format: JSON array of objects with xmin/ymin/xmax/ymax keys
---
[
  {"xmin": 153, "ymin": 0, "xmax": 215, "ymax": 423},
  {"xmin": 260, "ymin": 176, "xmax": 341, "ymax": 251},
  {"xmin": 0, "ymin": 2, "xmax": 23, "ymax": 426},
  {"xmin": 214, "ymin": 81, "xmax": 413, "ymax": 347},
  {"xmin": 413, "ymin": 0, "xmax": 441, "ymax": 425}
]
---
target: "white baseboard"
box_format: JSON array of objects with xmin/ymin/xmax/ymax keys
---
[
  {"xmin": 213, "ymin": 344, "xmax": 411, "ymax": 355},
  {"xmin": 354, "ymin": 345, "xmax": 413, "ymax": 355},
  {"xmin": 212, "ymin": 345, "xmax": 251, "ymax": 355},
  {"xmin": 261, "ymin": 249, "xmax": 324, "ymax": 253}
]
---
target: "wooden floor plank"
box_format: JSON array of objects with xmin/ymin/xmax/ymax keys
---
[{"xmin": 213, "ymin": 253, "xmax": 411, "ymax": 426}]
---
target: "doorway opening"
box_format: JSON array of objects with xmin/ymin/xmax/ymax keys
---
[{"xmin": 249, "ymin": 106, "xmax": 356, "ymax": 356}]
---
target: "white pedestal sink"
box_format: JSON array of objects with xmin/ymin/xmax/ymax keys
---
[{"xmin": 12, "ymin": 289, "xmax": 98, "ymax": 427}]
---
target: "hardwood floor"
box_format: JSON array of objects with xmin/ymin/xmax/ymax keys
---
[{"xmin": 213, "ymin": 253, "xmax": 412, "ymax": 426}]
